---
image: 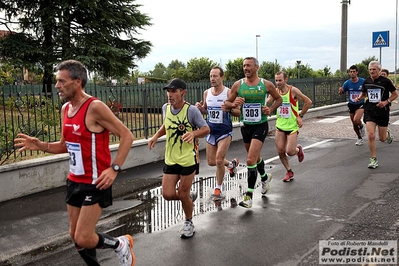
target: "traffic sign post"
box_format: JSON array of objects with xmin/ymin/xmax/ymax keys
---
[{"xmin": 372, "ymin": 31, "xmax": 389, "ymax": 67}]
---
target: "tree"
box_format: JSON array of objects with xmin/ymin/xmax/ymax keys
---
[
  {"xmin": 354, "ymin": 56, "xmax": 378, "ymax": 78},
  {"xmin": 166, "ymin": 60, "xmax": 186, "ymax": 80},
  {"xmin": 168, "ymin": 59, "xmax": 186, "ymax": 71},
  {"xmin": 322, "ymin": 66, "xmax": 332, "ymax": 77},
  {"xmin": 282, "ymin": 66, "xmax": 299, "ymax": 79},
  {"xmin": 360, "ymin": 56, "xmax": 378, "ymax": 68},
  {"xmin": 0, "ymin": 0, "xmax": 152, "ymax": 92},
  {"xmin": 151, "ymin": 63, "xmax": 167, "ymax": 79},
  {"xmin": 0, "ymin": 63, "xmax": 20, "ymax": 86},
  {"xmin": 129, "ymin": 69, "xmax": 145, "ymax": 84},
  {"xmin": 225, "ymin": 58, "xmax": 244, "ymax": 81},
  {"xmin": 356, "ymin": 63, "xmax": 369, "ymax": 79},
  {"xmin": 0, "ymin": 32, "xmax": 43, "ymax": 82},
  {"xmin": 333, "ymin": 69, "xmax": 348, "ymax": 78},
  {"xmin": 184, "ymin": 57, "xmax": 217, "ymax": 81},
  {"xmin": 258, "ymin": 60, "xmax": 281, "ymax": 80}
]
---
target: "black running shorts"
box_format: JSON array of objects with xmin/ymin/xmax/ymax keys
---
[
  {"xmin": 163, "ymin": 164, "xmax": 197, "ymax": 175},
  {"xmin": 240, "ymin": 121, "xmax": 269, "ymax": 144},
  {"xmin": 348, "ymin": 103, "xmax": 363, "ymax": 114},
  {"xmin": 65, "ymin": 179, "xmax": 113, "ymax": 208},
  {"xmin": 363, "ymin": 108, "xmax": 390, "ymax": 127}
]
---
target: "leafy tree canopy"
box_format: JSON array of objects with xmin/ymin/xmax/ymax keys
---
[
  {"xmin": 140, "ymin": 56, "xmax": 390, "ymax": 83},
  {"xmin": 259, "ymin": 60, "xmax": 281, "ymax": 80},
  {"xmin": 0, "ymin": 0, "xmax": 152, "ymax": 90},
  {"xmin": 225, "ymin": 58, "xmax": 244, "ymax": 81},
  {"xmin": 0, "ymin": 63, "xmax": 20, "ymax": 86},
  {"xmin": 168, "ymin": 59, "xmax": 186, "ymax": 70},
  {"xmin": 183, "ymin": 57, "xmax": 218, "ymax": 81}
]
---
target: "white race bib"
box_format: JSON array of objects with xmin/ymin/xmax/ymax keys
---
[
  {"xmin": 349, "ymin": 91, "xmax": 361, "ymax": 101},
  {"xmin": 242, "ymin": 103, "xmax": 261, "ymax": 122},
  {"xmin": 66, "ymin": 142, "xmax": 85, "ymax": 175},
  {"xmin": 278, "ymin": 103, "xmax": 291, "ymax": 118},
  {"xmin": 367, "ymin": 88, "xmax": 382, "ymax": 103},
  {"xmin": 208, "ymin": 106, "xmax": 223, "ymax": 124}
]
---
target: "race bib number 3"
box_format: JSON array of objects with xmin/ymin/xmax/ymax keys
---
[
  {"xmin": 242, "ymin": 103, "xmax": 261, "ymax": 122},
  {"xmin": 66, "ymin": 142, "xmax": 85, "ymax": 175}
]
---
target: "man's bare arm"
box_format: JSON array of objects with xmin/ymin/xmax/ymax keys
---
[{"xmin": 266, "ymin": 81, "xmax": 282, "ymax": 113}]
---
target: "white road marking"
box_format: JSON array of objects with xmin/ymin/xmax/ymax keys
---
[
  {"xmin": 236, "ymin": 139, "xmax": 334, "ymax": 176},
  {"xmin": 262, "ymin": 139, "xmax": 333, "ymax": 164},
  {"xmin": 316, "ymin": 116, "xmax": 347, "ymax": 123},
  {"xmin": 392, "ymin": 119, "xmax": 399, "ymax": 125}
]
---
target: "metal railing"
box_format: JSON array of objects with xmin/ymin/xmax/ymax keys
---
[{"xmin": 0, "ymin": 78, "xmax": 347, "ymax": 165}]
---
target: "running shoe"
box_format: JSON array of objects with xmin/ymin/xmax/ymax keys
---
[
  {"xmin": 214, "ymin": 199, "xmax": 222, "ymax": 211},
  {"xmin": 212, "ymin": 188, "xmax": 222, "ymax": 200},
  {"xmin": 355, "ymin": 138, "xmax": 363, "ymax": 146},
  {"xmin": 387, "ymin": 128, "xmax": 393, "ymax": 144},
  {"xmin": 227, "ymin": 158, "xmax": 239, "ymax": 177},
  {"xmin": 368, "ymin": 157, "xmax": 378, "ymax": 169},
  {"xmin": 230, "ymin": 198, "xmax": 238, "ymax": 208},
  {"xmin": 359, "ymin": 125, "xmax": 365, "ymax": 138},
  {"xmin": 297, "ymin": 145, "xmax": 304, "ymax": 162},
  {"xmin": 115, "ymin": 235, "xmax": 136, "ymax": 266},
  {"xmin": 190, "ymin": 191, "xmax": 198, "ymax": 203},
  {"xmin": 283, "ymin": 171, "xmax": 294, "ymax": 182},
  {"xmin": 179, "ymin": 220, "xmax": 195, "ymax": 238},
  {"xmin": 261, "ymin": 173, "xmax": 273, "ymax": 194},
  {"xmin": 238, "ymin": 194, "xmax": 252, "ymax": 208},
  {"xmin": 179, "ymin": 221, "xmax": 195, "ymax": 238}
]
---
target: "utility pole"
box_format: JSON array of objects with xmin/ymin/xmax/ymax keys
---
[
  {"xmin": 395, "ymin": 0, "xmax": 398, "ymax": 85},
  {"xmin": 340, "ymin": 0, "xmax": 350, "ymax": 73},
  {"xmin": 296, "ymin": 60, "xmax": 301, "ymax": 79}
]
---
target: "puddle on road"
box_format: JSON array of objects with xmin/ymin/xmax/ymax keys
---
[{"xmin": 107, "ymin": 165, "xmax": 276, "ymax": 237}]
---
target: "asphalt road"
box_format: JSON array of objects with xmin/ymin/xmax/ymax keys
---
[{"xmin": 1, "ymin": 109, "xmax": 399, "ymax": 266}]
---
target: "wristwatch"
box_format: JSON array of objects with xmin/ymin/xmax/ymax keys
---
[
  {"xmin": 387, "ymin": 99, "xmax": 392, "ymax": 104},
  {"xmin": 299, "ymin": 113, "xmax": 304, "ymax": 118},
  {"xmin": 111, "ymin": 164, "xmax": 122, "ymax": 172}
]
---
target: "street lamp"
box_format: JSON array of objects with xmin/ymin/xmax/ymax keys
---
[
  {"xmin": 256, "ymin": 35, "xmax": 260, "ymax": 59},
  {"xmin": 296, "ymin": 60, "xmax": 301, "ymax": 79}
]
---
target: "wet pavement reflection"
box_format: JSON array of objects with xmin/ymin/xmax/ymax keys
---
[{"xmin": 107, "ymin": 164, "xmax": 277, "ymax": 238}]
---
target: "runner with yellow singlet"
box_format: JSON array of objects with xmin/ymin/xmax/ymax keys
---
[
  {"xmin": 164, "ymin": 103, "xmax": 197, "ymax": 166},
  {"xmin": 224, "ymin": 57, "xmax": 282, "ymax": 208},
  {"xmin": 148, "ymin": 78, "xmax": 210, "ymax": 238},
  {"xmin": 268, "ymin": 71, "xmax": 312, "ymax": 182}
]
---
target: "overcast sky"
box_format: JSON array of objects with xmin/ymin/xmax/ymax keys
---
[{"xmin": 136, "ymin": 0, "xmax": 399, "ymax": 73}]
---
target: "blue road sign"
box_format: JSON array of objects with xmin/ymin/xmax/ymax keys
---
[{"xmin": 372, "ymin": 31, "xmax": 389, "ymax": 48}]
